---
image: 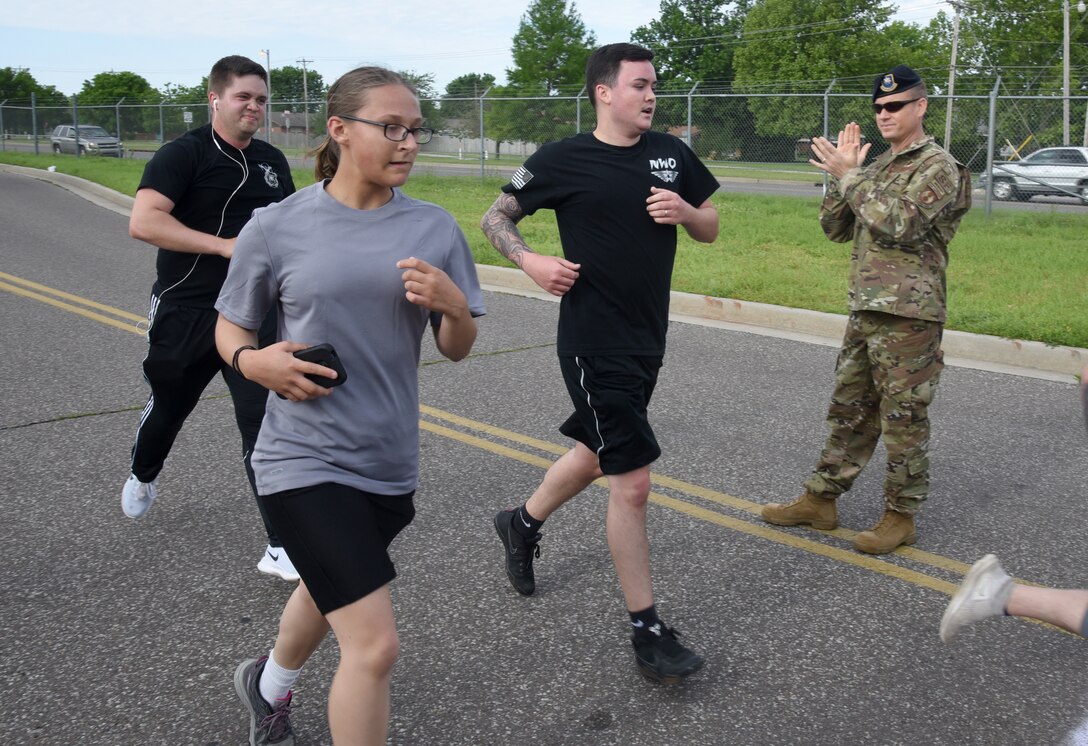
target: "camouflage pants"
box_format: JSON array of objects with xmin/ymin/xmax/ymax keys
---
[{"xmin": 803, "ymin": 311, "xmax": 943, "ymax": 514}]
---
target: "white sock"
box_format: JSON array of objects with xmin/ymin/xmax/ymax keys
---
[{"xmin": 259, "ymin": 650, "xmax": 302, "ymax": 705}]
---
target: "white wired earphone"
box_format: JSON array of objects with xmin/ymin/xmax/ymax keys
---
[
  {"xmin": 208, "ymin": 97, "xmax": 250, "ymax": 237},
  {"xmin": 155, "ymin": 95, "xmax": 250, "ymax": 301}
]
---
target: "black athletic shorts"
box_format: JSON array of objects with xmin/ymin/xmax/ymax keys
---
[
  {"xmin": 261, "ymin": 482, "xmax": 415, "ymax": 615},
  {"xmin": 557, "ymin": 355, "xmax": 663, "ymax": 475}
]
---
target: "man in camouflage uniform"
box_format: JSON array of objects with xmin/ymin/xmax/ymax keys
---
[{"xmin": 760, "ymin": 64, "xmax": 972, "ymax": 554}]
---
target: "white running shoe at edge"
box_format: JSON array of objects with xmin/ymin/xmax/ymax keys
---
[{"xmin": 940, "ymin": 554, "xmax": 1014, "ymax": 643}]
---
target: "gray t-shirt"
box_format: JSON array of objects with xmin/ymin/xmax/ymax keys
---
[{"xmin": 216, "ymin": 182, "xmax": 486, "ymax": 496}]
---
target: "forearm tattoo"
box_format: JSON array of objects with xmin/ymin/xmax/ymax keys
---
[{"xmin": 482, "ymin": 193, "xmax": 532, "ymax": 268}]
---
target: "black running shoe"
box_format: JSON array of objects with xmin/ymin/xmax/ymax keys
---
[
  {"xmin": 631, "ymin": 623, "xmax": 704, "ymax": 684},
  {"xmin": 493, "ymin": 508, "xmax": 541, "ymax": 596}
]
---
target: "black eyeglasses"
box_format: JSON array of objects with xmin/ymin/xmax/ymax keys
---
[
  {"xmin": 337, "ymin": 114, "xmax": 433, "ymax": 144},
  {"xmin": 872, "ymin": 97, "xmax": 923, "ymax": 114}
]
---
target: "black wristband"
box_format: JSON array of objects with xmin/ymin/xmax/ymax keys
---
[{"xmin": 232, "ymin": 345, "xmax": 257, "ymax": 379}]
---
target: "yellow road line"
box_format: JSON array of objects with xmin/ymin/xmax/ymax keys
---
[
  {"xmin": 424, "ymin": 414, "xmax": 1072, "ymax": 632},
  {"xmin": 648, "ymin": 492, "xmax": 958, "ymax": 594},
  {"xmin": 420, "ymin": 418, "xmax": 959, "ymax": 595},
  {"xmin": 421, "ymin": 419, "xmax": 556, "ymax": 470},
  {"xmin": 420, "ymin": 404, "xmax": 973, "ymax": 576},
  {"xmin": 0, "ymin": 274, "xmax": 994, "ymax": 598},
  {"xmin": 0, "ymin": 271, "xmax": 145, "ymax": 324},
  {"xmin": 0, "ymin": 280, "xmax": 143, "ymax": 335}
]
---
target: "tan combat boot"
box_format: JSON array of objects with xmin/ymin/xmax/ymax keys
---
[
  {"xmin": 760, "ymin": 492, "xmax": 838, "ymax": 530},
  {"xmin": 853, "ymin": 509, "xmax": 917, "ymax": 554}
]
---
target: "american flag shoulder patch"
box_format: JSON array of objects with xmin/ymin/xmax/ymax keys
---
[{"xmin": 511, "ymin": 166, "xmax": 534, "ymax": 189}]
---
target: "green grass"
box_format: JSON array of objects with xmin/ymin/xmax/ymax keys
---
[
  {"xmin": 0, "ymin": 151, "xmax": 147, "ymax": 197},
  {"xmin": 704, "ymin": 160, "xmax": 825, "ymax": 182},
  {"xmin": 3, "ymin": 151, "xmax": 1086, "ymax": 349},
  {"xmin": 669, "ymin": 193, "xmax": 1088, "ymax": 349}
]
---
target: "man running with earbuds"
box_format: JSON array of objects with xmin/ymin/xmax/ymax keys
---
[{"xmin": 123, "ymin": 55, "xmax": 298, "ymax": 581}]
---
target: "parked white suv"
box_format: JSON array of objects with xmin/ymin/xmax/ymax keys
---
[
  {"xmin": 981, "ymin": 146, "xmax": 1088, "ymax": 202},
  {"xmin": 50, "ymin": 124, "xmax": 124, "ymax": 157}
]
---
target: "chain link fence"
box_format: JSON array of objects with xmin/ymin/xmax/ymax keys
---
[{"xmin": 4, "ymin": 86, "xmax": 1086, "ymax": 211}]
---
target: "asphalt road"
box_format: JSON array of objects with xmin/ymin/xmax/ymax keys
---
[{"xmin": 2, "ymin": 171, "xmax": 1087, "ymax": 745}]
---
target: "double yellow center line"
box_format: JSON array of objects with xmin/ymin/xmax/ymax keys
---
[
  {"xmin": 419, "ymin": 404, "xmax": 968, "ymax": 596},
  {"xmin": 0, "ymin": 271, "xmax": 145, "ymax": 335},
  {"xmin": 2, "ymin": 270, "xmax": 1015, "ymax": 604}
]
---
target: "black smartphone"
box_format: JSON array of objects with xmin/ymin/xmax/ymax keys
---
[{"xmin": 293, "ymin": 343, "xmax": 348, "ymax": 388}]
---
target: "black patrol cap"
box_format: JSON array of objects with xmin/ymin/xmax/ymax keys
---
[{"xmin": 873, "ymin": 65, "xmax": 924, "ymax": 101}]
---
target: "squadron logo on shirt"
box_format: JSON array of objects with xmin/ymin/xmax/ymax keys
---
[
  {"xmin": 258, "ymin": 162, "xmax": 280, "ymax": 189},
  {"xmin": 649, "ymin": 157, "xmax": 678, "ymax": 183}
]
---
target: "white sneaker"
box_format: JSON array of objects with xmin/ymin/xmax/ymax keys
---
[
  {"xmin": 121, "ymin": 474, "xmax": 158, "ymax": 518},
  {"xmin": 940, "ymin": 554, "xmax": 1015, "ymax": 643},
  {"xmin": 257, "ymin": 545, "xmax": 300, "ymax": 582}
]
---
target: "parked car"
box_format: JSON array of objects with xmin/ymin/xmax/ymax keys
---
[
  {"xmin": 50, "ymin": 124, "xmax": 124, "ymax": 157},
  {"xmin": 979, "ymin": 146, "xmax": 1088, "ymax": 202}
]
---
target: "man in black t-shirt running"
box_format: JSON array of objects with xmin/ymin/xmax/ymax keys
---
[
  {"xmin": 122, "ymin": 56, "xmax": 298, "ymax": 582},
  {"xmin": 481, "ymin": 43, "xmax": 720, "ymax": 684}
]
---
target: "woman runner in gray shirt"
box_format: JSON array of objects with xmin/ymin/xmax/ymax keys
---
[{"xmin": 215, "ymin": 67, "xmax": 484, "ymax": 746}]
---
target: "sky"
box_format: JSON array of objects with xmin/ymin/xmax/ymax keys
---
[{"xmin": 0, "ymin": 0, "xmax": 946, "ymax": 99}]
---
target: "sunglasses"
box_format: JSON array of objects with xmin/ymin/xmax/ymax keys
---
[{"xmin": 872, "ymin": 97, "xmax": 923, "ymax": 114}]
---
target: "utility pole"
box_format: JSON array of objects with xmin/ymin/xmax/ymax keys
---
[
  {"xmin": 945, "ymin": 1, "xmax": 963, "ymax": 152},
  {"xmin": 1064, "ymin": 1, "xmax": 1087, "ymax": 145},
  {"xmin": 297, "ymin": 58, "xmax": 313, "ymax": 143},
  {"xmin": 1064, "ymin": 0, "xmax": 1072, "ymax": 145}
]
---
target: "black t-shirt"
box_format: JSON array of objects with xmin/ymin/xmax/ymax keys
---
[
  {"xmin": 138, "ymin": 124, "xmax": 295, "ymax": 307},
  {"xmin": 503, "ymin": 131, "xmax": 719, "ymax": 356}
]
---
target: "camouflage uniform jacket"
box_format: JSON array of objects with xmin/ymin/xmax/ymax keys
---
[{"xmin": 820, "ymin": 135, "xmax": 971, "ymax": 323}]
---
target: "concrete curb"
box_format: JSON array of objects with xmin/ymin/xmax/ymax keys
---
[
  {"xmin": 4, "ymin": 164, "xmax": 1082, "ymax": 382},
  {"xmin": 0, "ymin": 163, "xmax": 134, "ymax": 216}
]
